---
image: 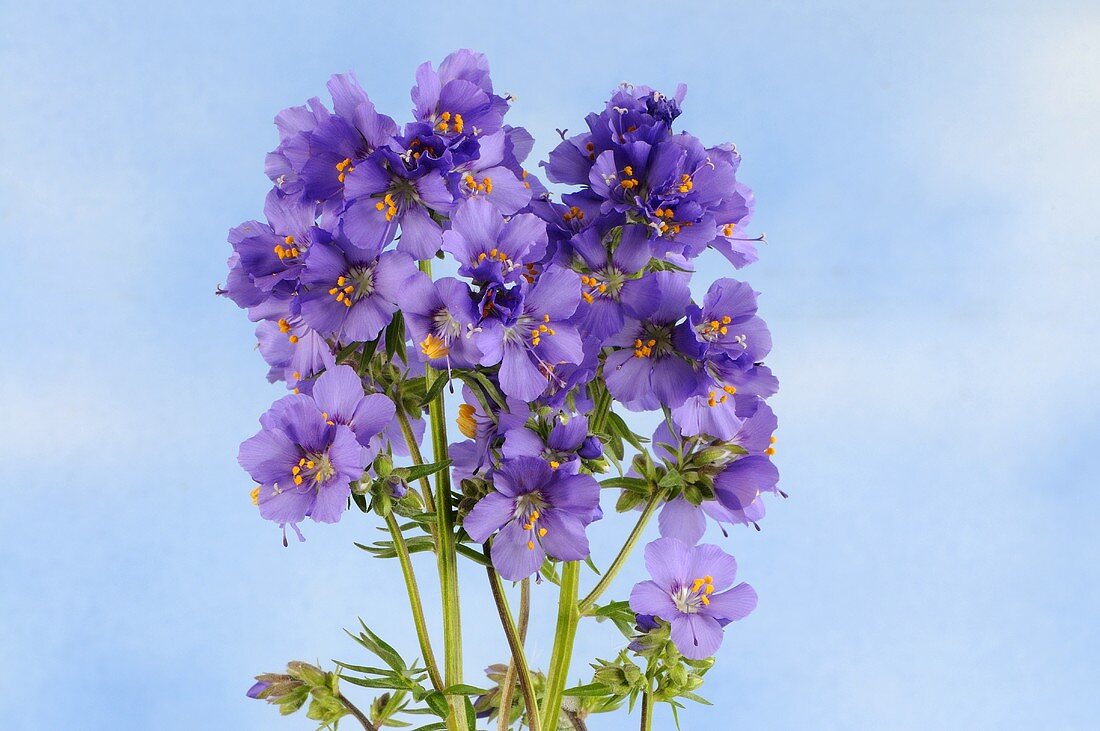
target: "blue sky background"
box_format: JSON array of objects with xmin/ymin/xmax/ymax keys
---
[{"xmin": 2, "ymin": 1, "xmax": 1098, "ymax": 728}]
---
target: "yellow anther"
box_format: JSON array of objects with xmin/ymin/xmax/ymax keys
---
[
  {"xmin": 420, "ymin": 333, "xmax": 449, "ymax": 360},
  {"xmin": 722, "ymin": 315, "xmax": 732, "ymax": 324},
  {"xmin": 678, "ymin": 173, "xmax": 693, "ymax": 193},
  {"xmin": 278, "ymin": 318, "xmax": 291, "ymax": 333},
  {"xmin": 284, "ymin": 235, "xmax": 295, "ymax": 245},
  {"xmin": 623, "ymin": 165, "xmax": 633, "ymax": 176},
  {"xmin": 335, "ymin": 157, "xmax": 354, "ymax": 183},
  {"xmin": 701, "ymin": 595, "xmax": 710, "ymax": 606},
  {"xmin": 292, "ymin": 466, "xmax": 301, "ymax": 475},
  {"xmin": 527, "ymin": 541, "xmax": 535, "ymax": 550},
  {"xmin": 634, "ymin": 339, "xmax": 643, "ymax": 348},
  {"xmin": 457, "ymin": 403, "xmax": 477, "ymax": 439},
  {"xmin": 288, "ymin": 334, "xmax": 299, "ymax": 344},
  {"xmin": 770, "ymin": 435, "xmax": 777, "ymax": 444},
  {"xmin": 293, "ymin": 475, "xmax": 303, "ymax": 485},
  {"xmin": 250, "ymin": 486, "xmax": 260, "ymax": 505},
  {"xmin": 765, "ymin": 447, "xmax": 776, "ymax": 456},
  {"xmin": 723, "ymin": 385, "xmax": 737, "ymax": 395},
  {"xmin": 292, "ymin": 371, "xmax": 300, "ymax": 380},
  {"xmin": 523, "ymin": 523, "xmax": 533, "ymax": 531},
  {"xmin": 723, "ymin": 224, "xmax": 734, "ymax": 237},
  {"xmin": 549, "ymin": 460, "xmax": 560, "ymax": 469},
  {"xmin": 582, "ymin": 291, "xmax": 594, "ymax": 304},
  {"xmin": 539, "ymin": 527, "xmax": 548, "ymax": 537},
  {"xmin": 543, "ymin": 314, "xmax": 551, "ymax": 322},
  {"xmin": 539, "ymin": 324, "xmax": 549, "ymax": 332},
  {"xmin": 529, "ymin": 510, "xmax": 540, "ymax": 520},
  {"xmin": 720, "ymin": 326, "xmax": 728, "ymax": 335},
  {"xmin": 711, "ymin": 320, "xmax": 720, "ymax": 329},
  {"xmin": 328, "ymin": 287, "xmax": 339, "ymax": 295}
]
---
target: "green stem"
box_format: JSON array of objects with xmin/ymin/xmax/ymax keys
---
[
  {"xmin": 419, "ymin": 259, "xmax": 466, "ymax": 731},
  {"xmin": 385, "ymin": 512, "xmax": 444, "ymax": 692},
  {"xmin": 639, "ymin": 683, "xmax": 653, "ymax": 731},
  {"xmin": 496, "ymin": 579, "xmax": 530, "ymax": 731},
  {"xmin": 337, "ymin": 691, "xmax": 377, "ymax": 731},
  {"xmin": 539, "ymin": 561, "xmax": 580, "ymax": 728},
  {"xmin": 487, "ymin": 568, "xmax": 540, "ymax": 731},
  {"xmin": 578, "ymin": 494, "xmax": 660, "ymax": 613},
  {"xmin": 395, "ymin": 406, "xmax": 436, "ymax": 515}
]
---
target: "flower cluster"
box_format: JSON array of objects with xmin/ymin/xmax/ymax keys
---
[{"xmin": 223, "ymin": 51, "xmax": 780, "ymax": 728}]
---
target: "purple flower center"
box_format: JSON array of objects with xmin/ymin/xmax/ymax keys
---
[
  {"xmin": 289, "ymin": 451, "xmax": 335, "ymax": 488},
  {"xmin": 671, "ymin": 574, "xmax": 715, "ymax": 614},
  {"xmin": 513, "ymin": 494, "xmax": 549, "ymax": 551},
  {"xmin": 579, "ymin": 268, "xmax": 625, "ymax": 303},
  {"xmin": 328, "ymin": 266, "xmax": 375, "ymax": 308}
]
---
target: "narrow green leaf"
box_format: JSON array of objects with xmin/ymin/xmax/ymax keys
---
[
  {"xmin": 563, "ymin": 683, "xmax": 612, "ymax": 697},
  {"xmin": 442, "ymin": 684, "xmax": 489, "ymax": 696},
  {"xmin": 402, "ymin": 459, "xmax": 452, "ymax": 482}
]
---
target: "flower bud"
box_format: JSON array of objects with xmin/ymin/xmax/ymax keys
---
[{"xmin": 579, "ymin": 435, "xmax": 603, "ymax": 460}]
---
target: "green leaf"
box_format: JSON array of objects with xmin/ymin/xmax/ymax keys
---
[
  {"xmin": 455, "ymin": 370, "xmax": 507, "ymax": 410},
  {"xmin": 402, "ymin": 459, "xmax": 452, "ymax": 483},
  {"xmin": 562, "ymin": 683, "xmax": 612, "ymax": 697},
  {"xmin": 658, "ymin": 470, "xmax": 685, "ymax": 489},
  {"xmin": 356, "ymin": 619, "xmax": 406, "ymax": 671},
  {"xmin": 333, "ymin": 661, "xmax": 391, "ymax": 676},
  {"xmin": 421, "ymin": 372, "xmax": 450, "ymax": 406},
  {"xmin": 422, "ymin": 691, "xmax": 450, "ymax": 717},
  {"xmin": 408, "ymin": 723, "xmax": 447, "ymax": 731},
  {"xmin": 385, "ymin": 312, "xmax": 407, "ymax": 364},
  {"xmin": 358, "ymin": 337, "xmax": 380, "ymax": 371},
  {"xmin": 679, "ymin": 691, "xmax": 712, "ymax": 705},
  {"xmin": 606, "ymin": 411, "xmax": 648, "ymax": 451},
  {"xmin": 442, "ymin": 684, "xmax": 488, "ymax": 696},
  {"xmin": 599, "ymin": 476, "xmax": 649, "ymax": 492}
]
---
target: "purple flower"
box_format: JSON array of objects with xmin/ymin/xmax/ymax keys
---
[
  {"xmin": 228, "ymin": 190, "xmax": 318, "ymax": 299},
  {"xmin": 238, "ymin": 393, "xmax": 364, "ymax": 528},
  {"xmin": 502, "ymin": 414, "xmax": 592, "ymax": 472},
  {"xmin": 689, "ymin": 277, "xmax": 771, "ymax": 366},
  {"xmin": 571, "ymin": 224, "xmax": 659, "ymax": 339},
  {"xmin": 297, "ymin": 74, "xmax": 399, "ymax": 209},
  {"xmin": 411, "ymin": 49, "xmax": 507, "ymax": 140},
  {"xmin": 255, "ymin": 313, "xmax": 334, "ymax": 390},
  {"xmin": 604, "ymin": 272, "xmax": 703, "ymax": 411},
  {"xmin": 298, "ymin": 229, "xmax": 416, "ymax": 343},
  {"xmin": 477, "ymin": 266, "xmax": 584, "ymax": 402},
  {"xmin": 463, "ymin": 456, "xmax": 600, "ymax": 580},
  {"xmin": 449, "ymin": 130, "xmax": 533, "ymax": 215},
  {"xmin": 655, "ymin": 405, "xmax": 778, "ymax": 543},
  {"xmin": 341, "ymin": 154, "xmax": 454, "ymax": 260},
  {"xmin": 629, "ymin": 538, "xmax": 756, "ymax": 660},
  {"xmin": 442, "ymin": 197, "xmax": 547, "ymax": 285},
  {"xmin": 311, "ymin": 365, "xmax": 395, "ymax": 456},
  {"xmin": 397, "ymin": 272, "xmax": 484, "ymax": 368}
]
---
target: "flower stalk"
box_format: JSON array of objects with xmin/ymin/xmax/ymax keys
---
[
  {"xmin": 384, "ymin": 512, "xmax": 444, "ymax": 692},
  {"xmin": 539, "ymin": 560, "xmax": 581, "ymax": 728},
  {"xmin": 487, "ymin": 566, "xmax": 540, "ymax": 731}
]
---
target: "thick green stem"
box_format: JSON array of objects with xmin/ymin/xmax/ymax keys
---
[
  {"xmin": 419, "ymin": 260, "xmax": 466, "ymax": 731},
  {"xmin": 496, "ymin": 579, "xmax": 530, "ymax": 731},
  {"xmin": 539, "ymin": 561, "xmax": 580, "ymax": 728},
  {"xmin": 578, "ymin": 495, "xmax": 660, "ymax": 613},
  {"xmin": 385, "ymin": 512, "xmax": 444, "ymax": 692},
  {"xmin": 487, "ymin": 568, "xmax": 540, "ymax": 731}
]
